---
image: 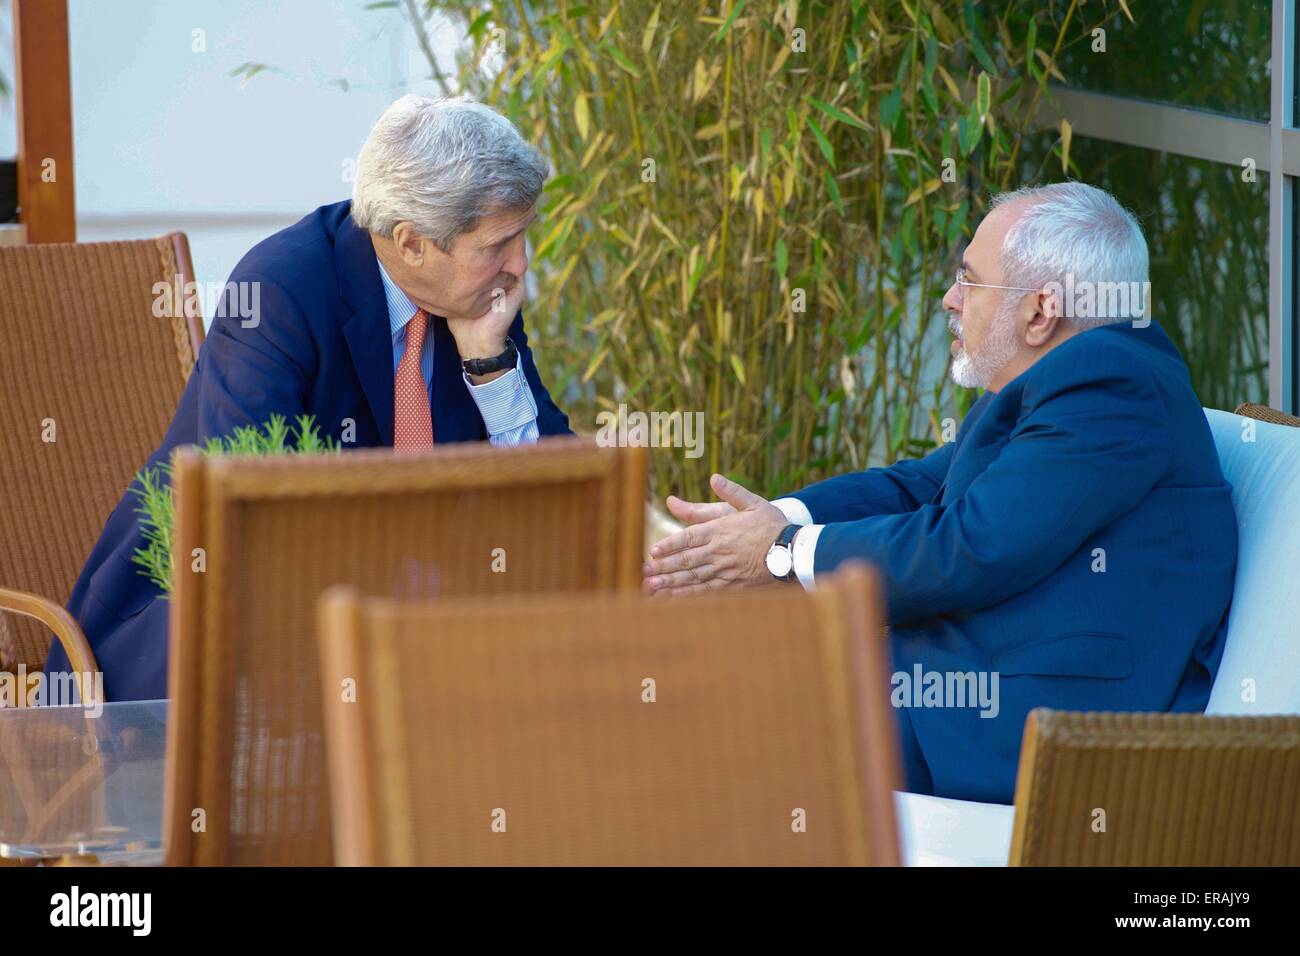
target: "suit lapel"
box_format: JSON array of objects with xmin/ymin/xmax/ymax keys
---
[
  {"xmin": 933, "ymin": 392, "xmax": 994, "ymax": 503},
  {"xmin": 335, "ymin": 214, "xmax": 395, "ymax": 445}
]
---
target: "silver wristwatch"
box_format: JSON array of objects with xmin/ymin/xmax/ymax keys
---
[{"xmin": 765, "ymin": 524, "xmax": 800, "ymax": 581}]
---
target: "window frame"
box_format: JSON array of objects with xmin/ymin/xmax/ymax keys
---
[{"xmin": 1043, "ymin": 0, "xmax": 1296, "ymax": 413}]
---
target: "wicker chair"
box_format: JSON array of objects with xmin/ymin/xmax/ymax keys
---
[
  {"xmin": 163, "ymin": 438, "xmax": 647, "ymax": 866},
  {"xmin": 0, "ymin": 235, "xmax": 203, "ymax": 704},
  {"xmin": 316, "ymin": 563, "xmax": 902, "ymax": 866},
  {"xmin": 1009, "ymin": 709, "xmax": 1300, "ymax": 865},
  {"xmin": 1233, "ymin": 401, "xmax": 1300, "ymax": 428}
]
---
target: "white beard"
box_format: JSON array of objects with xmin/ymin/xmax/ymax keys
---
[{"xmin": 950, "ymin": 299, "xmax": 1022, "ymax": 389}]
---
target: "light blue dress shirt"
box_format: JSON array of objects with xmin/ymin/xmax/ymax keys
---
[{"xmin": 376, "ymin": 258, "xmax": 539, "ymax": 447}]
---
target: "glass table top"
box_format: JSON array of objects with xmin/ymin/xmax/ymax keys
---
[{"xmin": 0, "ymin": 699, "xmax": 167, "ymax": 864}]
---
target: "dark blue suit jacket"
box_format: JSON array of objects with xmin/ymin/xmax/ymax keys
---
[
  {"xmin": 46, "ymin": 200, "xmax": 571, "ymax": 701},
  {"xmin": 790, "ymin": 320, "xmax": 1237, "ymax": 803}
]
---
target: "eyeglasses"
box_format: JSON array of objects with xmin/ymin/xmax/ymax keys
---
[{"xmin": 954, "ymin": 267, "xmax": 1040, "ymax": 298}]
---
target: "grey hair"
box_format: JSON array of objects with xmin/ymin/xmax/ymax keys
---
[
  {"xmin": 990, "ymin": 182, "xmax": 1149, "ymax": 328},
  {"xmin": 351, "ymin": 94, "xmax": 548, "ymax": 252}
]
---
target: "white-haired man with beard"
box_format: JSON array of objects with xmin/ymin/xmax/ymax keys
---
[{"xmin": 642, "ymin": 182, "xmax": 1238, "ymax": 804}]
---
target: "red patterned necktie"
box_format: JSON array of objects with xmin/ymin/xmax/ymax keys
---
[{"xmin": 393, "ymin": 309, "xmax": 434, "ymax": 451}]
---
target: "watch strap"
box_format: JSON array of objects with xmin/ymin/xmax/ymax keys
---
[
  {"xmin": 774, "ymin": 523, "xmax": 800, "ymax": 550},
  {"xmin": 462, "ymin": 336, "xmax": 518, "ymax": 376}
]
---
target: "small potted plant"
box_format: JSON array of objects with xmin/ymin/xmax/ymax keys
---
[{"xmin": 130, "ymin": 413, "xmax": 337, "ymax": 595}]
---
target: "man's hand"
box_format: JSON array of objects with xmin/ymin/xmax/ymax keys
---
[
  {"xmin": 447, "ymin": 279, "xmax": 525, "ymax": 383},
  {"xmin": 643, "ymin": 473, "xmax": 790, "ymax": 595}
]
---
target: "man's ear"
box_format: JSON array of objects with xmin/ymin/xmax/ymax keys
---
[
  {"xmin": 1025, "ymin": 288, "xmax": 1062, "ymax": 347},
  {"xmin": 391, "ymin": 222, "xmax": 427, "ymax": 268}
]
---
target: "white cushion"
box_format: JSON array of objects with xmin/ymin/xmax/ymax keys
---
[
  {"xmin": 893, "ymin": 792, "xmax": 1014, "ymax": 866},
  {"xmin": 1202, "ymin": 409, "xmax": 1300, "ymax": 715}
]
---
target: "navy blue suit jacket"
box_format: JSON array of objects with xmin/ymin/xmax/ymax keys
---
[
  {"xmin": 46, "ymin": 201, "xmax": 571, "ymax": 701},
  {"xmin": 790, "ymin": 320, "xmax": 1237, "ymax": 803}
]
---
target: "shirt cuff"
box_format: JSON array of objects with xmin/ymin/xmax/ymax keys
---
[
  {"xmin": 771, "ymin": 497, "xmax": 813, "ymax": 526},
  {"xmin": 791, "ymin": 524, "xmax": 823, "ymax": 591},
  {"xmin": 464, "ymin": 363, "xmax": 538, "ymax": 437}
]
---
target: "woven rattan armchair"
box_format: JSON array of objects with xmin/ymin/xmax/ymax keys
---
[
  {"xmin": 1233, "ymin": 401, "xmax": 1300, "ymax": 427},
  {"xmin": 1009, "ymin": 709, "xmax": 1300, "ymax": 865},
  {"xmin": 316, "ymin": 563, "xmax": 902, "ymax": 866},
  {"xmin": 163, "ymin": 437, "xmax": 647, "ymax": 866},
  {"xmin": 0, "ymin": 234, "xmax": 203, "ymax": 705}
]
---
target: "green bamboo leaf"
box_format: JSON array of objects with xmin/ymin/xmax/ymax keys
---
[
  {"xmin": 824, "ymin": 171, "xmax": 845, "ymax": 215},
  {"xmin": 961, "ymin": 102, "xmax": 983, "ymax": 157},
  {"xmin": 996, "ymin": 76, "xmax": 1024, "ymax": 106},
  {"xmin": 729, "ymin": 354, "xmax": 747, "ymax": 385},
  {"xmin": 544, "ymin": 173, "xmax": 575, "ymax": 193},
  {"xmin": 890, "ymin": 404, "xmax": 911, "ymax": 452},
  {"xmin": 962, "ymin": 0, "xmax": 999, "ymax": 76},
  {"xmin": 807, "ymin": 96, "xmax": 868, "ymax": 131},
  {"xmin": 967, "ymin": 34, "xmax": 998, "ymax": 77},
  {"xmin": 642, "ymin": 5, "xmax": 661, "ymax": 54},
  {"xmin": 879, "ymin": 88, "xmax": 902, "ymax": 130},
  {"xmin": 600, "ymin": 42, "xmax": 641, "ymax": 77},
  {"xmin": 582, "ymin": 343, "xmax": 611, "ymax": 383},
  {"xmin": 574, "ymin": 93, "xmax": 591, "ymax": 141},
  {"xmin": 774, "ymin": 237, "xmax": 788, "ymax": 278},
  {"xmin": 922, "ymin": 80, "xmax": 939, "ymax": 115},
  {"xmin": 807, "ymin": 116, "xmax": 835, "ymax": 168},
  {"xmin": 714, "ymin": 0, "xmax": 748, "ymax": 42},
  {"xmin": 976, "ymin": 71, "xmax": 990, "ymax": 117},
  {"xmin": 685, "ymin": 247, "xmax": 708, "ymax": 305},
  {"xmin": 532, "ymin": 217, "xmax": 570, "ymax": 259}
]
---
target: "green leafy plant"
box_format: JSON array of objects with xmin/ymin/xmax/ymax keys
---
[{"xmin": 130, "ymin": 414, "xmax": 338, "ymax": 596}]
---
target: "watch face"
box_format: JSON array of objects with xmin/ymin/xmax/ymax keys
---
[{"xmin": 765, "ymin": 545, "xmax": 793, "ymax": 579}]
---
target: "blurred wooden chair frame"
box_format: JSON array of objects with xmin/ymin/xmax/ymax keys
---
[
  {"xmin": 317, "ymin": 563, "xmax": 902, "ymax": 866},
  {"xmin": 164, "ymin": 438, "xmax": 646, "ymax": 865}
]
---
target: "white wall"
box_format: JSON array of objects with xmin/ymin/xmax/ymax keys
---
[
  {"xmin": 55, "ymin": 0, "xmax": 468, "ymax": 320},
  {"xmin": 0, "ymin": 0, "xmax": 15, "ymax": 159}
]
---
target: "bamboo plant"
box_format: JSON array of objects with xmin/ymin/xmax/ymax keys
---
[{"xmin": 421, "ymin": 0, "xmax": 1126, "ymax": 501}]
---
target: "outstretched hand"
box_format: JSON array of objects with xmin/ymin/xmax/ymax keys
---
[{"xmin": 643, "ymin": 473, "xmax": 789, "ymax": 595}]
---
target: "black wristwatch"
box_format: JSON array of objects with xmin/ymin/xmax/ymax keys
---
[
  {"xmin": 765, "ymin": 524, "xmax": 801, "ymax": 581},
  {"xmin": 462, "ymin": 337, "xmax": 518, "ymax": 376}
]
